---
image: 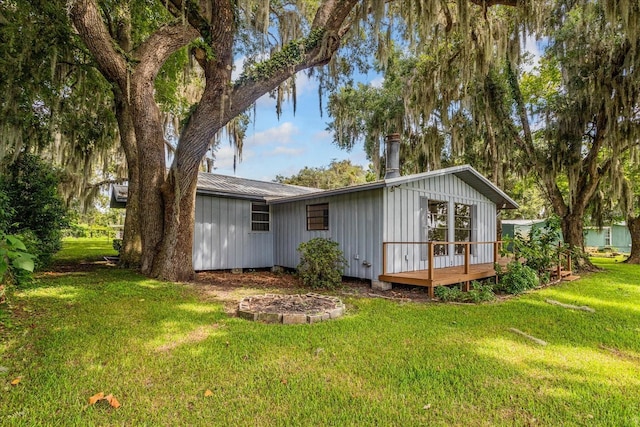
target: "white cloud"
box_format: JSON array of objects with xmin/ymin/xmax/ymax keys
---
[
  {"xmin": 369, "ymin": 76, "xmax": 385, "ymax": 88},
  {"xmin": 313, "ymin": 130, "xmax": 332, "ymax": 141},
  {"xmin": 269, "ymin": 146, "xmax": 305, "ymax": 156},
  {"xmin": 248, "ymin": 122, "xmax": 299, "ymax": 145},
  {"xmin": 213, "ymin": 142, "xmax": 254, "ymax": 170}
]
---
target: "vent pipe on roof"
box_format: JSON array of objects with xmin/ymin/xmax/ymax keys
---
[{"xmin": 384, "ymin": 133, "xmax": 401, "ymax": 179}]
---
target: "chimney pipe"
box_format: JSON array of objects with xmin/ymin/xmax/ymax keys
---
[{"xmin": 384, "ymin": 133, "xmax": 401, "ymax": 179}]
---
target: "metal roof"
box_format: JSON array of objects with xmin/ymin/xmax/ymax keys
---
[
  {"xmin": 109, "ymin": 184, "xmax": 128, "ymax": 208},
  {"xmin": 269, "ymin": 165, "xmax": 519, "ymax": 209},
  {"xmin": 195, "ymin": 172, "xmax": 319, "ymax": 200},
  {"xmin": 109, "ymin": 173, "xmax": 320, "ymax": 207},
  {"xmin": 110, "ymin": 166, "xmax": 518, "ymax": 209}
]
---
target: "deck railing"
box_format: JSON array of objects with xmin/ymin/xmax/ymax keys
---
[{"xmin": 382, "ymin": 241, "xmax": 504, "ymax": 277}]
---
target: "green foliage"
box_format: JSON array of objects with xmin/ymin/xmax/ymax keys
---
[
  {"xmin": 434, "ymin": 281, "xmax": 495, "ymax": 303},
  {"xmin": 503, "ymin": 217, "xmax": 562, "ymax": 282},
  {"xmin": 113, "ymin": 239, "xmax": 123, "ymax": 254},
  {"xmin": 495, "ymin": 261, "xmax": 539, "ymax": 295},
  {"xmin": 0, "ymin": 232, "xmax": 35, "ymax": 289},
  {"xmin": 0, "ymin": 153, "xmax": 68, "ymax": 269},
  {"xmin": 434, "ymin": 285, "xmax": 464, "ymax": 302},
  {"xmin": 235, "ymin": 28, "xmax": 326, "ymax": 86},
  {"xmin": 297, "ymin": 237, "xmax": 348, "ymax": 290},
  {"xmin": 275, "ymin": 160, "xmax": 370, "ymax": 189}
]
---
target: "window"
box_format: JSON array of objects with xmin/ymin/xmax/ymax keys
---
[
  {"xmin": 427, "ymin": 200, "xmax": 448, "ymax": 256},
  {"xmin": 307, "ymin": 203, "xmax": 329, "ymax": 230},
  {"xmin": 604, "ymin": 227, "xmax": 611, "ymax": 246},
  {"xmin": 454, "ymin": 203, "xmax": 472, "ymax": 255},
  {"xmin": 251, "ymin": 202, "xmax": 270, "ymax": 231}
]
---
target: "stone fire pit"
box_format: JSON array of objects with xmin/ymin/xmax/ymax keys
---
[{"xmin": 237, "ymin": 293, "xmax": 345, "ymax": 324}]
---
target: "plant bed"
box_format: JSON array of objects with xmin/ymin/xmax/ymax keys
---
[{"xmin": 237, "ymin": 293, "xmax": 345, "ymax": 324}]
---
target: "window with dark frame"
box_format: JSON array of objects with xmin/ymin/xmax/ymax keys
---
[
  {"xmin": 427, "ymin": 200, "xmax": 448, "ymax": 256},
  {"xmin": 251, "ymin": 202, "xmax": 270, "ymax": 232},
  {"xmin": 307, "ymin": 203, "xmax": 329, "ymax": 230},
  {"xmin": 454, "ymin": 203, "xmax": 473, "ymax": 255}
]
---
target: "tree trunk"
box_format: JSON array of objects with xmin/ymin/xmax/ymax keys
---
[
  {"xmin": 560, "ymin": 211, "xmax": 596, "ymax": 271},
  {"xmin": 114, "ymin": 89, "xmax": 142, "ymax": 267},
  {"xmin": 624, "ymin": 215, "xmax": 640, "ymax": 264},
  {"xmin": 150, "ymin": 168, "xmax": 198, "ymax": 281}
]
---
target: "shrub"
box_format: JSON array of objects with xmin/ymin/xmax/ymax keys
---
[
  {"xmin": 496, "ymin": 261, "xmax": 539, "ymax": 295},
  {"xmin": 113, "ymin": 239, "xmax": 123, "ymax": 254},
  {"xmin": 434, "ymin": 285, "xmax": 464, "ymax": 302},
  {"xmin": 466, "ymin": 281, "xmax": 496, "ymax": 302},
  {"xmin": 435, "ymin": 281, "xmax": 495, "ymax": 303},
  {"xmin": 0, "ymin": 153, "xmax": 68, "ymax": 269},
  {"xmin": 0, "ymin": 232, "xmax": 35, "ymax": 288},
  {"xmin": 297, "ymin": 237, "xmax": 348, "ymax": 290},
  {"xmin": 502, "ymin": 217, "xmax": 563, "ymax": 282}
]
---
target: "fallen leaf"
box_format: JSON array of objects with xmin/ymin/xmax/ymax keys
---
[
  {"xmin": 280, "ymin": 378, "xmax": 288, "ymax": 385},
  {"xmin": 105, "ymin": 394, "xmax": 121, "ymax": 409},
  {"xmin": 204, "ymin": 389, "xmax": 213, "ymax": 397},
  {"xmin": 10, "ymin": 378, "xmax": 21, "ymax": 386},
  {"xmin": 88, "ymin": 392, "xmax": 105, "ymax": 405},
  {"xmin": 423, "ymin": 404, "xmax": 431, "ymax": 410}
]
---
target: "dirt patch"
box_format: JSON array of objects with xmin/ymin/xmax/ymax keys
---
[{"xmin": 192, "ymin": 270, "xmax": 435, "ymax": 309}]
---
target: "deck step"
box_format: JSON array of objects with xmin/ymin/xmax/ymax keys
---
[
  {"xmin": 560, "ymin": 270, "xmax": 572, "ymax": 277},
  {"xmin": 562, "ymin": 275, "xmax": 580, "ymax": 282}
]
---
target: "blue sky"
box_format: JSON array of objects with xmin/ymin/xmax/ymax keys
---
[{"xmin": 212, "ymin": 70, "xmax": 379, "ymax": 182}]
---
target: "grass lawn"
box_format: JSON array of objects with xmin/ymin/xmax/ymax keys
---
[{"xmin": 1, "ymin": 238, "xmax": 639, "ymax": 426}]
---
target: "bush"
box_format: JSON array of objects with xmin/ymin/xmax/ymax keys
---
[
  {"xmin": 0, "ymin": 232, "xmax": 35, "ymax": 289},
  {"xmin": 495, "ymin": 261, "xmax": 539, "ymax": 295},
  {"xmin": 434, "ymin": 285, "xmax": 465, "ymax": 302},
  {"xmin": 503, "ymin": 217, "xmax": 563, "ymax": 283},
  {"xmin": 297, "ymin": 238, "xmax": 348, "ymax": 290},
  {"xmin": 434, "ymin": 281, "xmax": 495, "ymax": 303},
  {"xmin": 0, "ymin": 153, "xmax": 68, "ymax": 270},
  {"xmin": 113, "ymin": 239, "xmax": 123, "ymax": 254}
]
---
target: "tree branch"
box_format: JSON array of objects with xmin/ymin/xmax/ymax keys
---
[
  {"xmin": 132, "ymin": 22, "xmax": 199, "ymax": 81},
  {"xmin": 68, "ymin": 0, "xmax": 128, "ymax": 88}
]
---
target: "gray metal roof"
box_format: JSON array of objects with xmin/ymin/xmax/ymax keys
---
[
  {"xmin": 196, "ymin": 172, "xmax": 319, "ymax": 200},
  {"xmin": 109, "ymin": 184, "xmax": 128, "ymax": 208},
  {"xmin": 110, "ymin": 166, "xmax": 518, "ymax": 209},
  {"xmin": 109, "ymin": 173, "xmax": 319, "ymax": 207},
  {"xmin": 269, "ymin": 165, "xmax": 519, "ymax": 209}
]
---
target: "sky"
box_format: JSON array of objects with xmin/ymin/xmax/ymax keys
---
[{"xmin": 212, "ymin": 70, "xmax": 375, "ymax": 182}]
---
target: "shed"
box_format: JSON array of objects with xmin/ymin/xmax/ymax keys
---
[
  {"xmin": 584, "ymin": 223, "xmax": 631, "ymax": 253},
  {"xmin": 501, "ymin": 219, "xmax": 547, "ymax": 240}
]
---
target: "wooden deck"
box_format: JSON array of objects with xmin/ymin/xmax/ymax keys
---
[
  {"xmin": 379, "ymin": 261, "xmax": 508, "ymax": 298},
  {"xmin": 380, "ymin": 241, "xmax": 512, "ymax": 298}
]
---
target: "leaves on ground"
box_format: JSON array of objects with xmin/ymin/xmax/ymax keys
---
[
  {"xmin": 204, "ymin": 389, "xmax": 213, "ymax": 397},
  {"xmin": 88, "ymin": 391, "xmax": 120, "ymax": 408},
  {"xmin": 10, "ymin": 377, "xmax": 21, "ymax": 386}
]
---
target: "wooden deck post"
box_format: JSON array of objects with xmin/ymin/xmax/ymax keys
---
[
  {"xmin": 428, "ymin": 242, "xmax": 434, "ymax": 281},
  {"xmin": 493, "ymin": 241, "xmax": 499, "ymax": 264},
  {"xmin": 557, "ymin": 242, "xmax": 562, "ymax": 278},
  {"xmin": 382, "ymin": 242, "xmax": 387, "ymax": 275},
  {"xmin": 464, "ymin": 243, "xmax": 470, "ymax": 274}
]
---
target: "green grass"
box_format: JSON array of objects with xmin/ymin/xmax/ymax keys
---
[{"xmin": 1, "ymin": 239, "xmax": 639, "ymax": 426}]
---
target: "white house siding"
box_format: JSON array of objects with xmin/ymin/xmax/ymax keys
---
[
  {"xmin": 383, "ymin": 174, "xmax": 496, "ymax": 274},
  {"xmin": 272, "ymin": 189, "xmax": 384, "ymax": 280},
  {"xmin": 193, "ymin": 195, "xmax": 274, "ymax": 270}
]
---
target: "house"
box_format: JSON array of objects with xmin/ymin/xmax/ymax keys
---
[
  {"xmin": 501, "ymin": 219, "xmax": 547, "ymax": 239},
  {"xmin": 112, "ymin": 136, "xmax": 518, "ymax": 296},
  {"xmin": 584, "ymin": 223, "xmax": 631, "ymax": 253}
]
